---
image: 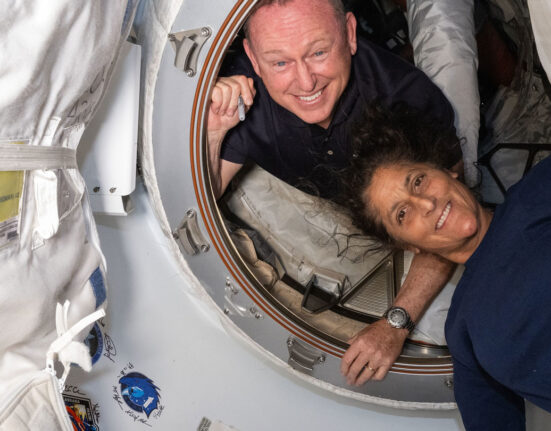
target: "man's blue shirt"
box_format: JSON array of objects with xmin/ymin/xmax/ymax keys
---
[{"xmin": 221, "ymin": 38, "xmax": 461, "ymax": 198}]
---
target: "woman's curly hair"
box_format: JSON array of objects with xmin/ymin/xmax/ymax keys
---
[{"xmin": 332, "ymin": 102, "xmax": 461, "ymax": 252}]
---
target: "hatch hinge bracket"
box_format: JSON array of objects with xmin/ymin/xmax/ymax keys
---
[
  {"xmin": 286, "ymin": 337, "xmax": 326, "ymax": 374},
  {"xmin": 173, "ymin": 209, "xmax": 210, "ymax": 255},
  {"xmin": 168, "ymin": 27, "xmax": 212, "ymax": 77}
]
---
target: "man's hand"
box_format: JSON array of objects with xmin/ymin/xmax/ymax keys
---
[
  {"xmin": 340, "ymin": 252, "xmax": 456, "ymax": 386},
  {"xmin": 341, "ymin": 319, "xmax": 407, "ymax": 386},
  {"xmin": 208, "ymin": 75, "xmax": 255, "ymax": 138},
  {"xmin": 207, "ymin": 75, "xmax": 255, "ymax": 198}
]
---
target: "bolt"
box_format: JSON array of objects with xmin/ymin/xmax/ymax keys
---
[
  {"xmin": 186, "ymin": 209, "xmax": 195, "ymax": 218},
  {"xmin": 444, "ymin": 377, "xmax": 454, "ymax": 389},
  {"xmin": 318, "ymin": 355, "xmax": 326, "ymax": 364},
  {"xmin": 186, "ymin": 69, "xmax": 195, "ymax": 77},
  {"xmin": 200, "ymin": 244, "xmax": 210, "ymax": 253},
  {"xmin": 109, "ymin": 187, "xmax": 117, "ymax": 193},
  {"xmin": 225, "ymin": 277, "xmax": 231, "ymax": 286},
  {"xmin": 93, "ymin": 187, "xmax": 100, "ymax": 193},
  {"xmin": 223, "ymin": 308, "xmax": 230, "ymax": 315},
  {"xmin": 249, "ymin": 306, "xmax": 257, "ymax": 314},
  {"xmin": 254, "ymin": 313, "xmax": 262, "ymax": 319},
  {"xmin": 201, "ymin": 27, "xmax": 211, "ymax": 37},
  {"xmin": 287, "ymin": 338, "xmax": 294, "ymax": 347}
]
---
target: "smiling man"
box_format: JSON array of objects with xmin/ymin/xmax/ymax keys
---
[
  {"xmin": 207, "ymin": 0, "xmax": 461, "ymax": 199},
  {"xmin": 207, "ymin": 0, "xmax": 463, "ymax": 384}
]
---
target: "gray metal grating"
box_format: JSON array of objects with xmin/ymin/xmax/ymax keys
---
[{"xmin": 342, "ymin": 260, "xmax": 394, "ymax": 317}]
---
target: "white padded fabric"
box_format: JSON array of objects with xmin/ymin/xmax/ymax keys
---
[
  {"xmin": 0, "ymin": 0, "xmax": 135, "ymax": 423},
  {"xmin": 528, "ymin": 0, "xmax": 551, "ymax": 81},
  {"xmin": 0, "ymin": 372, "xmax": 72, "ymax": 431},
  {"xmin": 407, "ymin": 0, "xmax": 480, "ymax": 186}
]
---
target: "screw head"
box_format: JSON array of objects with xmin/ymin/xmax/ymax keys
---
[
  {"xmin": 185, "ymin": 69, "xmax": 195, "ymax": 77},
  {"xmin": 93, "ymin": 187, "xmax": 100, "ymax": 193},
  {"xmin": 201, "ymin": 27, "xmax": 211, "ymax": 37}
]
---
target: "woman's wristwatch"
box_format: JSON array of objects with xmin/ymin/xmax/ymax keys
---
[{"xmin": 383, "ymin": 306, "xmax": 415, "ymax": 332}]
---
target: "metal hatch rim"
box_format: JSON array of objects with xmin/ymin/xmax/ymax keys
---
[{"xmin": 187, "ymin": 0, "xmax": 453, "ymax": 374}]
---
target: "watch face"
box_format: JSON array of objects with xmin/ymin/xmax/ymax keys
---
[{"xmin": 387, "ymin": 308, "xmax": 407, "ymax": 328}]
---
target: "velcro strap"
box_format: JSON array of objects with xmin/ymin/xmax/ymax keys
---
[{"xmin": 0, "ymin": 143, "xmax": 77, "ymax": 171}]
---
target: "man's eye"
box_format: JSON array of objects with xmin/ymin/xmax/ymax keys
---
[
  {"xmin": 397, "ymin": 208, "xmax": 407, "ymax": 224},
  {"xmin": 313, "ymin": 50, "xmax": 325, "ymax": 57},
  {"xmin": 275, "ymin": 61, "xmax": 286, "ymax": 67}
]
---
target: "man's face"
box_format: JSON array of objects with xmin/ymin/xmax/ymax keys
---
[
  {"xmin": 365, "ymin": 162, "xmax": 486, "ymax": 260},
  {"xmin": 243, "ymin": 0, "xmax": 357, "ymax": 129}
]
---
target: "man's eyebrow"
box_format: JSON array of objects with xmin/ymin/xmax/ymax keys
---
[
  {"xmin": 261, "ymin": 39, "xmax": 330, "ymax": 56},
  {"xmin": 388, "ymin": 171, "xmax": 413, "ymax": 219}
]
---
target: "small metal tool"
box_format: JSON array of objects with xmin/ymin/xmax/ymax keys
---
[{"xmin": 237, "ymin": 95, "xmax": 246, "ymax": 121}]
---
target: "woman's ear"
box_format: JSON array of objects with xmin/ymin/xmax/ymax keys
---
[{"xmin": 405, "ymin": 245, "xmax": 421, "ymax": 255}]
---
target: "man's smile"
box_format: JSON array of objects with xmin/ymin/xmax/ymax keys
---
[{"xmin": 296, "ymin": 88, "xmax": 323, "ymax": 103}]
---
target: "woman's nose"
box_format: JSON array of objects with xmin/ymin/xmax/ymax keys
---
[{"xmin": 411, "ymin": 195, "xmax": 436, "ymax": 215}]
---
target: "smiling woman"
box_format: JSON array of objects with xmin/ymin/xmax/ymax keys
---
[
  {"xmin": 332, "ymin": 103, "xmax": 463, "ymax": 252},
  {"xmin": 365, "ymin": 163, "xmax": 489, "ymax": 263},
  {"xmin": 335, "ymin": 103, "xmax": 551, "ymax": 429}
]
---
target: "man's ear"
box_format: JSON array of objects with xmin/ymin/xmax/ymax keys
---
[
  {"xmin": 345, "ymin": 12, "xmax": 357, "ymax": 55},
  {"xmin": 243, "ymin": 38, "xmax": 261, "ymax": 77}
]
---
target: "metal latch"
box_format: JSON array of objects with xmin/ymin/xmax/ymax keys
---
[
  {"xmin": 168, "ymin": 27, "xmax": 212, "ymax": 77},
  {"xmin": 301, "ymin": 268, "xmax": 350, "ymax": 314},
  {"xmin": 287, "ymin": 337, "xmax": 325, "ymax": 374},
  {"xmin": 173, "ymin": 209, "xmax": 210, "ymax": 255}
]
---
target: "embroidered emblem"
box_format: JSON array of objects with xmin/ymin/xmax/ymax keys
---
[{"xmin": 63, "ymin": 394, "xmax": 100, "ymax": 431}]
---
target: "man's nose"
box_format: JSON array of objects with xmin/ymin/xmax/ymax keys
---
[
  {"xmin": 295, "ymin": 61, "xmax": 316, "ymax": 92},
  {"xmin": 411, "ymin": 195, "xmax": 436, "ymax": 215}
]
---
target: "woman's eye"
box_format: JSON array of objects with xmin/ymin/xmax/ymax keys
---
[
  {"xmin": 413, "ymin": 175, "xmax": 425, "ymax": 190},
  {"xmin": 397, "ymin": 208, "xmax": 406, "ymax": 224},
  {"xmin": 314, "ymin": 50, "xmax": 325, "ymax": 57}
]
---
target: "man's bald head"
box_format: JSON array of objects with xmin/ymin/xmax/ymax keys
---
[
  {"xmin": 241, "ymin": 0, "xmax": 357, "ymax": 129},
  {"xmin": 243, "ymin": 0, "xmax": 347, "ymax": 41}
]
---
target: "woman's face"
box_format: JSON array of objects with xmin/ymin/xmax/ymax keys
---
[{"xmin": 364, "ymin": 162, "xmax": 487, "ymax": 261}]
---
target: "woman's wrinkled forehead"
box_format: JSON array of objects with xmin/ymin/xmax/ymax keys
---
[{"xmin": 363, "ymin": 161, "xmax": 430, "ymax": 219}]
